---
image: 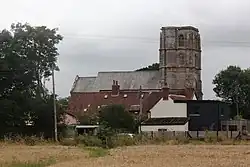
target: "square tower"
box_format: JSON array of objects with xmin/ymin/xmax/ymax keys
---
[{"xmin": 159, "ymin": 26, "xmax": 203, "ymax": 100}]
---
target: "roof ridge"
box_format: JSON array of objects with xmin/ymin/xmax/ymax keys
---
[
  {"xmin": 79, "ymin": 76, "xmax": 97, "ymax": 78},
  {"xmin": 98, "ymin": 70, "xmax": 159, "ymax": 74}
]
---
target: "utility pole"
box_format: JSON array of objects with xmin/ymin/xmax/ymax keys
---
[
  {"xmin": 52, "ymin": 67, "xmax": 58, "ymax": 142},
  {"xmin": 139, "ymin": 85, "xmax": 143, "ymax": 134},
  {"xmin": 235, "ymin": 72, "xmax": 241, "ymax": 117}
]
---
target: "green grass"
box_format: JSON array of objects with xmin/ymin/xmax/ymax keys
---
[{"xmin": 79, "ymin": 146, "xmax": 109, "ymax": 158}]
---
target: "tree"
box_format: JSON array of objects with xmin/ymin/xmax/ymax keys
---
[
  {"xmin": 136, "ymin": 63, "xmax": 159, "ymax": 71},
  {"xmin": 99, "ymin": 104, "xmax": 136, "ymax": 133},
  {"xmin": 77, "ymin": 109, "xmax": 99, "ymax": 125},
  {"xmin": 213, "ymin": 65, "xmax": 250, "ymax": 118},
  {"xmin": 0, "ymin": 23, "xmax": 63, "ymax": 138}
]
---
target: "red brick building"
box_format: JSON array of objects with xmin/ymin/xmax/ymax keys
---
[{"xmin": 67, "ymin": 72, "xmax": 196, "ymax": 124}]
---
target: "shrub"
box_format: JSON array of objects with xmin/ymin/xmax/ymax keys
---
[
  {"xmin": 60, "ymin": 138, "xmax": 77, "ymax": 146},
  {"xmin": 112, "ymin": 135, "xmax": 136, "ymax": 147},
  {"xmin": 84, "ymin": 147, "xmax": 109, "ymax": 158},
  {"xmin": 23, "ymin": 136, "xmax": 38, "ymax": 146},
  {"xmin": 77, "ymin": 135, "xmax": 103, "ymax": 147}
]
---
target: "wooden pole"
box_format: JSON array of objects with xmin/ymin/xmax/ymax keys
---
[
  {"xmin": 139, "ymin": 85, "xmax": 143, "ymax": 134},
  {"xmin": 52, "ymin": 68, "xmax": 58, "ymax": 142}
]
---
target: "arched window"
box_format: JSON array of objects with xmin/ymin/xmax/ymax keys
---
[
  {"xmin": 195, "ymin": 54, "xmax": 198, "ymax": 67},
  {"xmin": 189, "ymin": 33, "xmax": 193, "ymax": 47},
  {"xmin": 189, "ymin": 56, "xmax": 193, "ymax": 65},
  {"xmin": 178, "ymin": 34, "xmax": 184, "ymax": 47},
  {"xmin": 171, "ymin": 74, "xmax": 177, "ymax": 86},
  {"xmin": 179, "ymin": 54, "xmax": 185, "ymax": 65}
]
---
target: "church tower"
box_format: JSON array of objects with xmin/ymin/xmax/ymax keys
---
[{"xmin": 159, "ymin": 26, "xmax": 203, "ymax": 100}]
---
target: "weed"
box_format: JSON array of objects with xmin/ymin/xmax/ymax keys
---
[{"xmin": 79, "ymin": 146, "xmax": 109, "ymax": 158}]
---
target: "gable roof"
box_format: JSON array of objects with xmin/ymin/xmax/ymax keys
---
[{"xmin": 71, "ymin": 70, "xmax": 161, "ymax": 92}]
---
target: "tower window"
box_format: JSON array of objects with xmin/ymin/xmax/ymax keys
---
[
  {"xmin": 178, "ymin": 34, "xmax": 184, "ymax": 47},
  {"xmin": 189, "ymin": 56, "xmax": 193, "ymax": 65},
  {"xmin": 179, "ymin": 54, "xmax": 185, "ymax": 65},
  {"xmin": 189, "ymin": 33, "xmax": 193, "ymax": 47},
  {"xmin": 171, "ymin": 74, "xmax": 177, "ymax": 86}
]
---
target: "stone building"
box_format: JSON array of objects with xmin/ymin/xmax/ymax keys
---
[
  {"xmin": 67, "ymin": 26, "xmax": 202, "ymax": 121},
  {"xmin": 159, "ymin": 26, "xmax": 202, "ymax": 100}
]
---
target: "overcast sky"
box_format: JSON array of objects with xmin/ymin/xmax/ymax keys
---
[{"xmin": 1, "ymin": 0, "xmax": 250, "ymax": 99}]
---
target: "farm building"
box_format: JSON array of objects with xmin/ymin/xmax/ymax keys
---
[{"xmin": 140, "ymin": 100, "xmax": 231, "ymax": 133}]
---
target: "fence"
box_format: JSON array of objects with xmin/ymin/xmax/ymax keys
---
[{"xmin": 142, "ymin": 131, "xmax": 242, "ymax": 140}]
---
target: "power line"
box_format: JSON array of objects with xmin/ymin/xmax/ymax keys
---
[{"xmin": 63, "ymin": 34, "xmax": 250, "ymax": 47}]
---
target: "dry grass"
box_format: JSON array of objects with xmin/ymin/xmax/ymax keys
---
[
  {"xmin": 0, "ymin": 144, "xmax": 88, "ymax": 166},
  {"xmin": 1, "ymin": 143, "xmax": 250, "ymax": 167}
]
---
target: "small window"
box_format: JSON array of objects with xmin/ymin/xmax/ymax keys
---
[
  {"xmin": 222, "ymin": 125, "xmax": 227, "ymax": 131},
  {"xmin": 178, "ymin": 34, "xmax": 184, "ymax": 47},
  {"xmin": 229, "ymin": 125, "xmax": 237, "ymax": 131},
  {"xmin": 158, "ymin": 129, "xmax": 167, "ymax": 132}
]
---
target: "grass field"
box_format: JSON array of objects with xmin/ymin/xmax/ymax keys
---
[{"xmin": 1, "ymin": 144, "xmax": 250, "ymax": 167}]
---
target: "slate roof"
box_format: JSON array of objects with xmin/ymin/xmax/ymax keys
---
[
  {"xmin": 142, "ymin": 117, "xmax": 189, "ymax": 126},
  {"xmin": 71, "ymin": 70, "xmax": 161, "ymax": 92}
]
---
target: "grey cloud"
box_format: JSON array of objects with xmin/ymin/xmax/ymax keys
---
[{"xmin": 2, "ymin": 0, "xmax": 250, "ymax": 99}]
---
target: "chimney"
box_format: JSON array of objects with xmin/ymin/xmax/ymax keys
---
[
  {"xmin": 162, "ymin": 86, "xmax": 169, "ymax": 100},
  {"xmin": 112, "ymin": 80, "xmax": 120, "ymax": 96},
  {"xmin": 184, "ymin": 88, "xmax": 194, "ymax": 100}
]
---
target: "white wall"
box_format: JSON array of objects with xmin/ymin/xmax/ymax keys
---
[
  {"xmin": 141, "ymin": 123, "xmax": 188, "ymax": 132},
  {"xmin": 150, "ymin": 98, "xmax": 187, "ymax": 118},
  {"xmin": 142, "ymin": 97, "xmax": 188, "ymax": 132}
]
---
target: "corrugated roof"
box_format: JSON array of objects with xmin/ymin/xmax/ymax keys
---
[{"xmin": 71, "ymin": 70, "xmax": 161, "ymax": 92}]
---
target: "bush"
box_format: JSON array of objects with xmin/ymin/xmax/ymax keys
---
[
  {"xmin": 77, "ymin": 135, "xmax": 103, "ymax": 147},
  {"xmin": 60, "ymin": 138, "xmax": 77, "ymax": 146},
  {"xmin": 112, "ymin": 135, "xmax": 136, "ymax": 147},
  {"xmin": 24, "ymin": 136, "xmax": 38, "ymax": 146},
  {"xmin": 2, "ymin": 135, "xmax": 46, "ymax": 145}
]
